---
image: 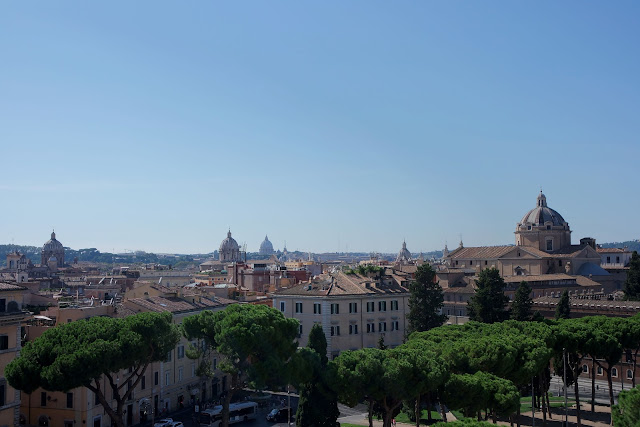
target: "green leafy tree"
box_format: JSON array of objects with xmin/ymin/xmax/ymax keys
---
[
  {"xmin": 408, "ymin": 263, "xmax": 447, "ymax": 333},
  {"xmin": 625, "ymin": 251, "xmax": 640, "ymax": 300},
  {"xmin": 467, "ymin": 268, "xmax": 509, "ymax": 323},
  {"xmin": 510, "ymin": 281, "xmax": 533, "ymax": 321},
  {"xmin": 183, "ymin": 304, "xmax": 299, "ymax": 427},
  {"xmin": 612, "ymin": 386, "xmax": 640, "ymax": 427},
  {"xmin": 6, "ymin": 312, "xmax": 180, "ymax": 427},
  {"xmin": 444, "ymin": 372, "xmax": 519, "ymax": 421},
  {"xmin": 296, "ymin": 324, "xmax": 339, "ymax": 427},
  {"xmin": 555, "ymin": 290, "xmax": 571, "ymax": 319}
]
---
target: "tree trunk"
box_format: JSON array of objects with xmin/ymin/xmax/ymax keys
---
[
  {"xmin": 591, "ymin": 359, "xmax": 596, "ymax": 414},
  {"xmin": 633, "ymin": 348, "xmax": 639, "ymax": 389},
  {"xmin": 415, "ymin": 394, "xmax": 420, "ymax": 427},
  {"xmin": 540, "ymin": 374, "xmax": 547, "ymax": 427},
  {"xmin": 221, "ymin": 373, "xmax": 238, "ymax": 427},
  {"xmin": 606, "ymin": 367, "xmax": 615, "ymax": 425},
  {"xmin": 426, "ymin": 393, "xmax": 432, "ymax": 422},
  {"xmin": 438, "ymin": 391, "xmax": 447, "ymax": 423},
  {"xmin": 546, "ymin": 389, "xmax": 552, "ymax": 419},
  {"xmin": 574, "ymin": 374, "xmax": 581, "ymax": 427},
  {"xmin": 368, "ymin": 399, "xmax": 374, "ymax": 427}
]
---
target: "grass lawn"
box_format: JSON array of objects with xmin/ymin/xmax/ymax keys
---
[
  {"xmin": 394, "ymin": 409, "xmax": 442, "ymax": 424},
  {"xmin": 340, "ymin": 424, "xmax": 363, "ymax": 427}
]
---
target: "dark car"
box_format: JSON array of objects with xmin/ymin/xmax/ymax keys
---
[{"xmin": 266, "ymin": 407, "xmax": 293, "ymax": 422}]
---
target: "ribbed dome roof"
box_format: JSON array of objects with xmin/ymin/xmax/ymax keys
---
[
  {"xmin": 43, "ymin": 231, "xmax": 63, "ymax": 251},
  {"xmin": 259, "ymin": 235, "xmax": 274, "ymax": 254},
  {"xmin": 520, "ymin": 192, "xmax": 567, "ymax": 227},
  {"xmin": 219, "ymin": 230, "xmax": 240, "ymax": 252}
]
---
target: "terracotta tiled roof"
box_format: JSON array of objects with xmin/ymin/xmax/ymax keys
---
[
  {"xmin": 597, "ymin": 247, "xmax": 629, "ymax": 253},
  {"xmin": 447, "ymin": 246, "xmax": 515, "ymax": 259},
  {"xmin": 275, "ymin": 272, "xmax": 409, "ymax": 297},
  {"xmin": 125, "ymin": 296, "xmax": 231, "ymax": 314},
  {"xmin": 503, "ymin": 274, "xmax": 576, "ymax": 283},
  {"xmin": 0, "ymin": 282, "xmax": 27, "ymax": 291}
]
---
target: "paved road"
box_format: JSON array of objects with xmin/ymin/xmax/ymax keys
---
[{"xmin": 549, "ymin": 374, "xmax": 632, "ymax": 406}]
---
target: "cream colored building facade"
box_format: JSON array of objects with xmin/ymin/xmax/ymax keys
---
[
  {"xmin": 0, "ymin": 283, "xmax": 28, "ymax": 427},
  {"xmin": 273, "ymin": 270, "xmax": 411, "ymax": 359}
]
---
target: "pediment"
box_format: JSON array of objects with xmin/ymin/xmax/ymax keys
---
[{"xmin": 499, "ymin": 247, "xmax": 543, "ymax": 259}]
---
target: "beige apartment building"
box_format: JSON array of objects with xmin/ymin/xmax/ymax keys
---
[
  {"xmin": 273, "ymin": 270, "xmax": 411, "ymax": 359},
  {"xmin": 19, "ymin": 295, "xmax": 233, "ymax": 427},
  {"xmin": 0, "ymin": 283, "xmax": 28, "ymax": 427}
]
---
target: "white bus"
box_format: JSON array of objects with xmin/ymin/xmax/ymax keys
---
[{"xmin": 199, "ymin": 401, "xmax": 259, "ymax": 426}]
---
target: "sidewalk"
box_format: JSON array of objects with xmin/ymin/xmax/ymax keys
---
[{"xmin": 338, "ymin": 406, "xmax": 458, "ymax": 426}]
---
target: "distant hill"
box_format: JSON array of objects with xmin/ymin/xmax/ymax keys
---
[{"xmin": 1, "ymin": 241, "xmax": 634, "ymax": 268}]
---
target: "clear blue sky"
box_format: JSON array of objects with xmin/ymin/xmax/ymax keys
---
[{"xmin": 1, "ymin": 2, "xmax": 638, "ymax": 254}]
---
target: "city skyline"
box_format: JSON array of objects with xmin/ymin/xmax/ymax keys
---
[{"xmin": 1, "ymin": 2, "xmax": 639, "ymax": 254}]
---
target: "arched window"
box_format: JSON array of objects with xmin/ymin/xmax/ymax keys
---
[
  {"xmin": 612, "ymin": 368, "xmax": 618, "ymax": 377},
  {"xmin": 582, "ymin": 364, "xmax": 589, "ymax": 373},
  {"xmin": 627, "ymin": 369, "xmax": 633, "ymax": 379}
]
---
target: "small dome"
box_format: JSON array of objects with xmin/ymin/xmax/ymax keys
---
[
  {"xmin": 43, "ymin": 231, "xmax": 64, "ymax": 251},
  {"xmin": 259, "ymin": 235, "xmax": 274, "ymax": 254},
  {"xmin": 396, "ymin": 240, "xmax": 412, "ymax": 263},
  {"xmin": 519, "ymin": 192, "xmax": 567, "ymax": 227},
  {"xmin": 219, "ymin": 230, "xmax": 240, "ymax": 253}
]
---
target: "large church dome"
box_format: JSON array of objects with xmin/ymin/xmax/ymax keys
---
[
  {"xmin": 519, "ymin": 192, "xmax": 567, "ymax": 227},
  {"xmin": 259, "ymin": 235, "xmax": 274, "ymax": 255},
  {"xmin": 43, "ymin": 231, "xmax": 64, "ymax": 251},
  {"xmin": 220, "ymin": 230, "xmax": 240, "ymax": 252},
  {"xmin": 42, "ymin": 231, "xmax": 65, "ymax": 267},
  {"xmin": 219, "ymin": 230, "xmax": 241, "ymax": 262}
]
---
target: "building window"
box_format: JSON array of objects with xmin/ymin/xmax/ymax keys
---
[
  {"xmin": 154, "ymin": 372, "xmax": 159, "ymax": 386},
  {"xmin": 330, "ymin": 326, "xmax": 340, "ymax": 336},
  {"xmin": 213, "ymin": 358, "xmax": 217, "ymax": 370},
  {"xmin": 617, "ymin": 256, "xmax": 621, "ymax": 263},
  {"xmin": 141, "ymin": 375, "xmax": 146, "ymax": 390},
  {"xmin": 314, "ymin": 303, "xmax": 322, "ymax": 314},
  {"xmin": 391, "ymin": 300, "xmax": 398, "ymax": 311},
  {"xmin": 0, "ymin": 335, "xmax": 8, "ymax": 350},
  {"xmin": 597, "ymin": 366, "xmax": 603, "ymax": 376},
  {"xmin": 612, "ymin": 368, "xmax": 618, "ymax": 378},
  {"xmin": 165, "ymin": 372, "xmax": 170, "ymax": 386},
  {"xmin": 547, "ymin": 240, "xmax": 553, "ymax": 251},
  {"xmin": 485, "ymin": 260, "xmax": 488, "ymax": 265},
  {"xmin": 378, "ymin": 301, "xmax": 387, "ymax": 312},
  {"xmin": 0, "ymin": 384, "xmax": 4, "ymax": 407},
  {"xmin": 547, "ymin": 225, "xmax": 551, "ymax": 230},
  {"xmin": 178, "ymin": 367, "xmax": 184, "ymax": 382},
  {"xmin": 41, "ymin": 392, "xmax": 47, "ymax": 407},
  {"xmin": 379, "ymin": 322, "xmax": 387, "ymax": 332},
  {"xmin": 455, "ymin": 260, "xmax": 459, "ymax": 265},
  {"xmin": 349, "ymin": 302, "xmax": 358, "ymax": 313},
  {"xmin": 166, "ymin": 351, "xmax": 172, "ymax": 362},
  {"xmin": 628, "ymin": 369, "xmax": 633, "ymax": 379},
  {"xmin": 528, "ymin": 225, "xmax": 532, "ymax": 230},
  {"xmin": 366, "ymin": 302, "xmax": 375, "ymax": 313},
  {"xmin": 607, "ymin": 256, "xmax": 611, "ymax": 263},
  {"xmin": 0, "ymin": 299, "xmax": 5, "ymax": 312},
  {"xmin": 298, "ymin": 324, "xmax": 303, "ymax": 337},
  {"xmin": 470, "ymin": 260, "xmax": 473, "ymax": 265},
  {"xmin": 349, "ymin": 324, "xmax": 359, "ymax": 335},
  {"xmin": 391, "ymin": 321, "xmax": 399, "ymax": 331},
  {"xmin": 67, "ymin": 392, "xmax": 73, "ymax": 408},
  {"xmin": 331, "ymin": 303, "xmax": 340, "ymax": 315},
  {"xmin": 279, "ymin": 301, "xmax": 285, "ymax": 312},
  {"xmin": 177, "ymin": 345, "xmax": 185, "ymax": 359},
  {"xmin": 367, "ymin": 323, "xmax": 375, "ymax": 333},
  {"xmin": 559, "ymin": 260, "xmax": 562, "ymax": 266},
  {"xmin": 295, "ymin": 302, "xmax": 303, "ymax": 313}
]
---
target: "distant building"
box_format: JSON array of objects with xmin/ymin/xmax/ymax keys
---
[
  {"xmin": 41, "ymin": 231, "xmax": 65, "ymax": 268},
  {"xmin": 259, "ymin": 235, "xmax": 275, "ymax": 255},
  {"xmin": 219, "ymin": 230, "xmax": 241, "ymax": 263},
  {"xmin": 395, "ymin": 240, "xmax": 412, "ymax": 264}
]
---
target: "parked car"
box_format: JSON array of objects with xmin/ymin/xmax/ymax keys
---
[
  {"xmin": 154, "ymin": 419, "xmax": 173, "ymax": 427},
  {"xmin": 266, "ymin": 407, "xmax": 293, "ymax": 422}
]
